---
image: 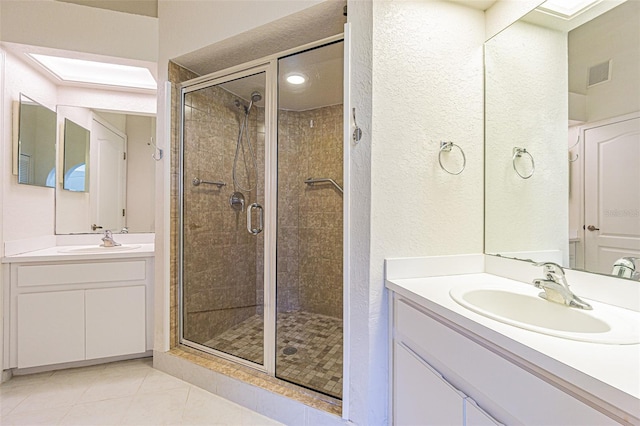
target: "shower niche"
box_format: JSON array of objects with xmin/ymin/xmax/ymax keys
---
[{"xmin": 179, "ymin": 41, "xmax": 344, "ymax": 399}]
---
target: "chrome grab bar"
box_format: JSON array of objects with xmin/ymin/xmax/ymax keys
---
[
  {"xmin": 192, "ymin": 177, "xmax": 226, "ymax": 188},
  {"xmin": 247, "ymin": 203, "xmax": 263, "ymax": 235},
  {"xmin": 304, "ymin": 177, "xmax": 344, "ymax": 194}
]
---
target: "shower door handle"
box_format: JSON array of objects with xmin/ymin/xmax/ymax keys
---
[{"xmin": 247, "ymin": 203, "xmax": 263, "ymax": 235}]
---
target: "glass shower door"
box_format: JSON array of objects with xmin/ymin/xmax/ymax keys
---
[{"xmin": 180, "ymin": 71, "xmax": 267, "ymax": 367}]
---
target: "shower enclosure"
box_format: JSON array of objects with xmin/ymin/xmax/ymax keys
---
[{"xmin": 179, "ymin": 41, "xmax": 344, "ymax": 398}]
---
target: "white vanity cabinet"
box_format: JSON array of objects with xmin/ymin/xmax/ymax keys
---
[
  {"xmin": 391, "ymin": 293, "xmax": 616, "ymax": 425},
  {"xmin": 4, "ymin": 255, "xmax": 153, "ymax": 370}
]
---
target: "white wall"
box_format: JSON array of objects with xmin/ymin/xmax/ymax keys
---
[
  {"xmin": 345, "ymin": 1, "xmax": 373, "ymax": 423},
  {"xmin": 485, "ymin": 21, "xmax": 569, "ymax": 264},
  {"xmin": 568, "ymin": 0, "xmax": 640, "ymax": 123},
  {"xmin": 1, "ymin": 49, "xmax": 58, "ymax": 243}
]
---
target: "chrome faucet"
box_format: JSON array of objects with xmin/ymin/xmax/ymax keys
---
[
  {"xmin": 532, "ymin": 262, "xmax": 592, "ymax": 310},
  {"xmin": 101, "ymin": 230, "xmax": 121, "ymax": 247},
  {"xmin": 612, "ymin": 257, "xmax": 639, "ymax": 280}
]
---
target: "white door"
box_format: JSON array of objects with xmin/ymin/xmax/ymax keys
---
[
  {"xmin": 92, "ymin": 119, "xmax": 126, "ymax": 232},
  {"xmin": 85, "ymin": 286, "xmax": 146, "ymax": 359},
  {"xmin": 17, "ymin": 291, "xmax": 85, "ymax": 368},
  {"xmin": 584, "ymin": 116, "xmax": 640, "ymax": 274}
]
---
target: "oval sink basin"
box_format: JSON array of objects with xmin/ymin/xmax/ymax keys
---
[
  {"xmin": 450, "ymin": 284, "xmax": 640, "ymax": 344},
  {"xmin": 58, "ymin": 245, "xmax": 141, "ymax": 254}
]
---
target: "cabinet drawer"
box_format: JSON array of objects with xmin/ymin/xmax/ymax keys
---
[
  {"xmin": 16, "ymin": 261, "xmax": 146, "ymax": 287},
  {"xmin": 394, "ymin": 342, "xmax": 465, "ymax": 425},
  {"xmin": 394, "ymin": 296, "xmax": 615, "ymax": 425}
]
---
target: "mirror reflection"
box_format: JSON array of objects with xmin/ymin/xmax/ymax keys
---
[
  {"xmin": 63, "ymin": 118, "xmax": 89, "ymax": 192},
  {"xmin": 17, "ymin": 94, "xmax": 57, "ymax": 188},
  {"xmin": 56, "ymin": 106, "xmax": 156, "ymax": 234},
  {"xmin": 485, "ymin": 0, "xmax": 640, "ymax": 279}
]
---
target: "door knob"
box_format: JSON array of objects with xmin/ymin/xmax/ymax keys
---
[{"xmin": 587, "ymin": 225, "xmax": 600, "ymax": 231}]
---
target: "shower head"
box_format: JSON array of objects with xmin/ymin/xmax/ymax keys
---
[{"xmin": 250, "ymin": 91, "xmax": 262, "ymax": 103}]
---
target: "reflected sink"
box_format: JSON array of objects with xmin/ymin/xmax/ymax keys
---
[
  {"xmin": 450, "ymin": 284, "xmax": 640, "ymax": 344},
  {"xmin": 58, "ymin": 245, "xmax": 141, "ymax": 254}
]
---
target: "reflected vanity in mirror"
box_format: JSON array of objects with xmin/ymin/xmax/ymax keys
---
[
  {"xmin": 62, "ymin": 118, "xmax": 89, "ymax": 192},
  {"xmin": 485, "ymin": 0, "xmax": 640, "ymax": 279},
  {"xmin": 14, "ymin": 93, "xmax": 57, "ymax": 188},
  {"xmin": 56, "ymin": 106, "xmax": 156, "ymax": 235}
]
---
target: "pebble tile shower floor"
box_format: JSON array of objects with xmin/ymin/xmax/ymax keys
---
[{"xmin": 204, "ymin": 311, "xmax": 343, "ymax": 399}]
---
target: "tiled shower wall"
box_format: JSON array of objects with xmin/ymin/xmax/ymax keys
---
[
  {"xmin": 182, "ymin": 85, "xmax": 264, "ymax": 344},
  {"xmin": 277, "ymin": 106, "xmax": 343, "ymax": 318},
  {"xmin": 170, "ymin": 61, "xmax": 343, "ymax": 348}
]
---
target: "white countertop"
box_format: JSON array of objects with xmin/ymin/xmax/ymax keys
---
[
  {"xmin": 386, "ymin": 272, "xmax": 640, "ymax": 420},
  {"xmin": 2, "ymin": 243, "xmax": 155, "ymax": 263}
]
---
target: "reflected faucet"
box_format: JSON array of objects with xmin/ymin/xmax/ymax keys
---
[
  {"xmin": 532, "ymin": 262, "xmax": 592, "ymax": 310},
  {"xmin": 612, "ymin": 257, "xmax": 639, "ymax": 280},
  {"xmin": 101, "ymin": 230, "xmax": 121, "ymax": 247}
]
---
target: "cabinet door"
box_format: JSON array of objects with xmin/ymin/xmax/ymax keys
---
[
  {"xmin": 394, "ymin": 342, "xmax": 465, "ymax": 426},
  {"xmin": 85, "ymin": 286, "xmax": 146, "ymax": 359},
  {"xmin": 17, "ymin": 291, "xmax": 85, "ymax": 368},
  {"xmin": 465, "ymin": 398, "xmax": 502, "ymax": 426}
]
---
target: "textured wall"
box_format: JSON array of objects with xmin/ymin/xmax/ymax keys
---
[
  {"xmin": 485, "ymin": 21, "xmax": 569, "ymax": 264},
  {"xmin": 277, "ymin": 105, "xmax": 343, "ymax": 318}
]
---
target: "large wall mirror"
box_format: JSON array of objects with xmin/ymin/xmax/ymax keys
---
[
  {"xmin": 63, "ymin": 118, "xmax": 90, "ymax": 192},
  {"xmin": 485, "ymin": 0, "xmax": 640, "ymax": 279},
  {"xmin": 15, "ymin": 93, "xmax": 57, "ymax": 188},
  {"xmin": 56, "ymin": 106, "xmax": 156, "ymax": 234}
]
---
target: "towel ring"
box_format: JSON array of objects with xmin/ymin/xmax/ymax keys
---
[
  {"xmin": 512, "ymin": 147, "xmax": 535, "ymax": 179},
  {"xmin": 438, "ymin": 141, "xmax": 466, "ymax": 175}
]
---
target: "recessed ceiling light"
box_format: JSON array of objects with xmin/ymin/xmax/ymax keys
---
[
  {"xmin": 28, "ymin": 53, "xmax": 157, "ymax": 90},
  {"xmin": 286, "ymin": 74, "xmax": 306, "ymax": 85},
  {"xmin": 537, "ymin": 0, "xmax": 601, "ymax": 19}
]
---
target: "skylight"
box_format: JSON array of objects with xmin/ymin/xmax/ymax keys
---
[
  {"xmin": 28, "ymin": 54, "xmax": 157, "ymax": 90},
  {"xmin": 537, "ymin": 0, "xmax": 601, "ymax": 19}
]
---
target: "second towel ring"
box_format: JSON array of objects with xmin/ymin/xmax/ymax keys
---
[
  {"xmin": 438, "ymin": 141, "xmax": 466, "ymax": 175},
  {"xmin": 512, "ymin": 147, "xmax": 535, "ymax": 179}
]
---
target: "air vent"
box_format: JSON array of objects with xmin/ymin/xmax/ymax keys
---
[{"xmin": 587, "ymin": 60, "xmax": 611, "ymax": 88}]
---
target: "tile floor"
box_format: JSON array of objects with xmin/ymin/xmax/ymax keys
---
[
  {"xmin": 0, "ymin": 358, "xmax": 283, "ymax": 426},
  {"xmin": 203, "ymin": 311, "xmax": 343, "ymax": 399}
]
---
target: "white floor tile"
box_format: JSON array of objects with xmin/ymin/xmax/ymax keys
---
[
  {"xmin": 79, "ymin": 375, "xmax": 145, "ymax": 403},
  {"xmin": 1, "ymin": 406, "xmax": 70, "ymax": 425},
  {"xmin": 0, "ymin": 358, "xmax": 288, "ymax": 426},
  {"xmin": 11, "ymin": 382, "xmax": 88, "ymax": 414},
  {"xmin": 181, "ymin": 386, "xmax": 245, "ymax": 425},
  {"xmin": 120, "ymin": 386, "xmax": 190, "ymax": 425},
  {"xmin": 138, "ymin": 369, "xmax": 191, "ymax": 394},
  {"xmin": 59, "ymin": 396, "xmax": 132, "ymax": 425}
]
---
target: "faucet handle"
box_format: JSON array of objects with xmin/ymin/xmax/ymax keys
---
[{"xmin": 532, "ymin": 261, "xmax": 566, "ymax": 276}]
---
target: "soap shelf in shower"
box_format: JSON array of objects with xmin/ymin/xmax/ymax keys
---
[{"xmin": 304, "ymin": 177, "xmax": 343, "ymax": 194}]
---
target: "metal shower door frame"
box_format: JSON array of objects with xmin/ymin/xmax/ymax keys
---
[{"xmin": 178, "ymin": 61, "xmax": 278, "ymax": 375}]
